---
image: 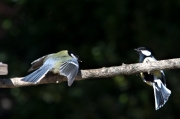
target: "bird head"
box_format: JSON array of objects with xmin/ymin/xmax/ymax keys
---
[
  {"xmin": 134, "ymin": 47, "xmax": 152, "ymax": 57},
  {"xmin": 67, "ymin": 50, "xmax": 82, "ymax": 62}
]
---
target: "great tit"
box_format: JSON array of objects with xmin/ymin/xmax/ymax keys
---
[
  {"xmin": 134, "ymin": 47, "xmax": 171, "ymax": 110},
  {"xmin": 22, "ymin": 50, "xmax": 80, "ymax": 86}
]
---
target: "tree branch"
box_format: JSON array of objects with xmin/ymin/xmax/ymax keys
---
[
  {"xmin": 0, "ymin": 63, "xmax": 8, "ymax": 75},
  {"xmin": 1, "ymin": 58, "xmax": 180, "ymax": 88}
]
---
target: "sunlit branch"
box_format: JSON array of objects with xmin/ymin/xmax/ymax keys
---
[{"xmin": 0, "ymin": 58, "xmax": 180, "ymax": 88}]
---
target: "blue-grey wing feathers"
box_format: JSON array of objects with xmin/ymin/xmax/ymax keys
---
[
  {"xmin": 22, "ymin": 65, "xmax": 51, "ymax": 83},
  {"xmin": 60, "ymin": 59, "xmax": 79, "ymax": 86},
  {"xmin": 153, "ymin": 80, "xmax": 171, "ymax": 110},
  {"xmin": 28, "ymin": 55, "xmax": 48, "ymax": 72}
]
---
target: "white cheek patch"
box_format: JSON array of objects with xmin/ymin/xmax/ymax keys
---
[
  {"xmin": 71, "ymin": 54, "xmax": 78, "ymax": 59},
  {"xmin": 141, "ymin": 50, "xmax": 151, "ymax": 56}
]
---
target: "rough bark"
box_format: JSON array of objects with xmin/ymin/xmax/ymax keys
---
[{"xmin": 0, "ymin": 58, "xmax": 180, "ymax": 88}]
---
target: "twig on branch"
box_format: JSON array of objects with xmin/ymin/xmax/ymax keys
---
[{"xmin": 0, "ymin": 58, "xmax": 180, "ymax": 88}]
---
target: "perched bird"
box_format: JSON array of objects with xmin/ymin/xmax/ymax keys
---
[
  {"xmin": 134, "ymin": 47, "xmax": 171, "ymax": 110},
  {"xmin": 22, "ymin": 50, "xmax": 80, "ymax": 86}
]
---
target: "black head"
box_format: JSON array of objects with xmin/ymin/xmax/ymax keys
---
[
  {"xmin": 134, "ymin": 47, "xmax": 153, "ymax": 62},
  {"xmin": 67, "ymin": 50, "xmax": 82, "ymax": 62},
  {"xmin": 134, "ymin": 47, "xmax": 152, "ymax": 56},
  {"xmin": 134, "ymin": 47, "xmax": 148, "ymax": 52}
]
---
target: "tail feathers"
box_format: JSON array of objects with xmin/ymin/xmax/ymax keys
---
[
  {"xmin": 22, "ymin": 65, "xmax": 51, "ymax": 83},
  {"xmin": 153, "ymin": 81, "xmax": 171, "ymax": 110}
]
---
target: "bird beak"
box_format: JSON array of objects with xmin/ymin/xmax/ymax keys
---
[
  {"xmin": 134, "ymin": 49, "xmax": 140, "ymax": 52},
  {"xmin": 134, "ymin": 49, "xmax": 139, "ymax": 51}
]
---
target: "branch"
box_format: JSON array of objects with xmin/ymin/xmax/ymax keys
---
[
  {"xmin": 0, "ymin": 63, "xmax": 8, "ymax": 75},
  {"xmin": 1, "ymin": 58, "xmax": 180, "ymax": 88}
]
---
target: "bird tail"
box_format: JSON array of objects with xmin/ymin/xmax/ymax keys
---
[
  {"xmin": 22, "ymin": 65, "xmax": 51, "ymax": 83},
  {"xmin": 153, "ymin": 80, "xmax": 171, "ymax": 110}
]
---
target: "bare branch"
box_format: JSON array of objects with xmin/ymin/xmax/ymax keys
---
[
  {"xmin": 0, "ymin": 63, "xmax": 8, "ymax": 75},
  {"xmin": 0, "ymin": 58, "xmax": 180, "ymax": 88}
]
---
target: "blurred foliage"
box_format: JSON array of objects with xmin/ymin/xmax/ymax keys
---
[{"xmin": 0, "ymin": 0, "xmax": 180, "ymax": 119}]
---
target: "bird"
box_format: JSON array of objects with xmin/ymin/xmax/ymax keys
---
[
  {"xmin": 134, "ymin": 47, "xmax": 171, "ymax": 110},
  {"xmin": 22, "ymin": 50, "xmax": 80, "ymax": 86}
]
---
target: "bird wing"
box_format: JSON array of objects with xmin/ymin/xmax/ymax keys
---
[
  {"xmin": 59, "ymin": 59, "xmax": 79, "ymax": 86},
  {"xmin": 22, "ymin": 64, "xmax": 52, "ymax": 83},
  {"xmin": 28, "ymin": 55, "xmax": 48, "ymax": 72},
  {"xmin": 144, "ymin": 56, "xmax": 166, "ymax": 85},
  {"xmin": 153, "ymin": 80, "xmax": 171, "ymax": 110},
  {"xmin": 150, "ymin": 56, "xmax": 166, "ymax": 85}
]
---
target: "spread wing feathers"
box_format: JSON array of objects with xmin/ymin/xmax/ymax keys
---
[
  {"xmin": 28, "ymin": 55, "xmax": 48, "ymax": 72},
  {"xmin": 22, "ymin": 65, "xmax": 52, "ymax": 83},
  {"xmin": 153, "ymin": 80, "xmax": 171, "ymax": 110},
  {"xmin": 60, "ymin": 59, "xmax": 79, "ymax": 86}
]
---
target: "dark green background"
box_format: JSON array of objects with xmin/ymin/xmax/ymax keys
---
[{"xmin": 0, "ymin": 0, "xmax": 180, "ymax": 119}]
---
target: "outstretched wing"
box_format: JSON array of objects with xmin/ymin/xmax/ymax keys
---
[
  {"xmin": 60, "ymin": 59, "xmax": 79, "ymax": 86},
  {"xmin": 28, "ymin": 55, "xmax": 48, "ymax": 72},
  {"xmin": 22, "ymin": 65, "xmax": 52, "ymax": 83}
]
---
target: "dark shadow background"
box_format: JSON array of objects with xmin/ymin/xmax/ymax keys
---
[{"xmin": 0, "ymin": 0, "xmax": 180, "ymax": 119}]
